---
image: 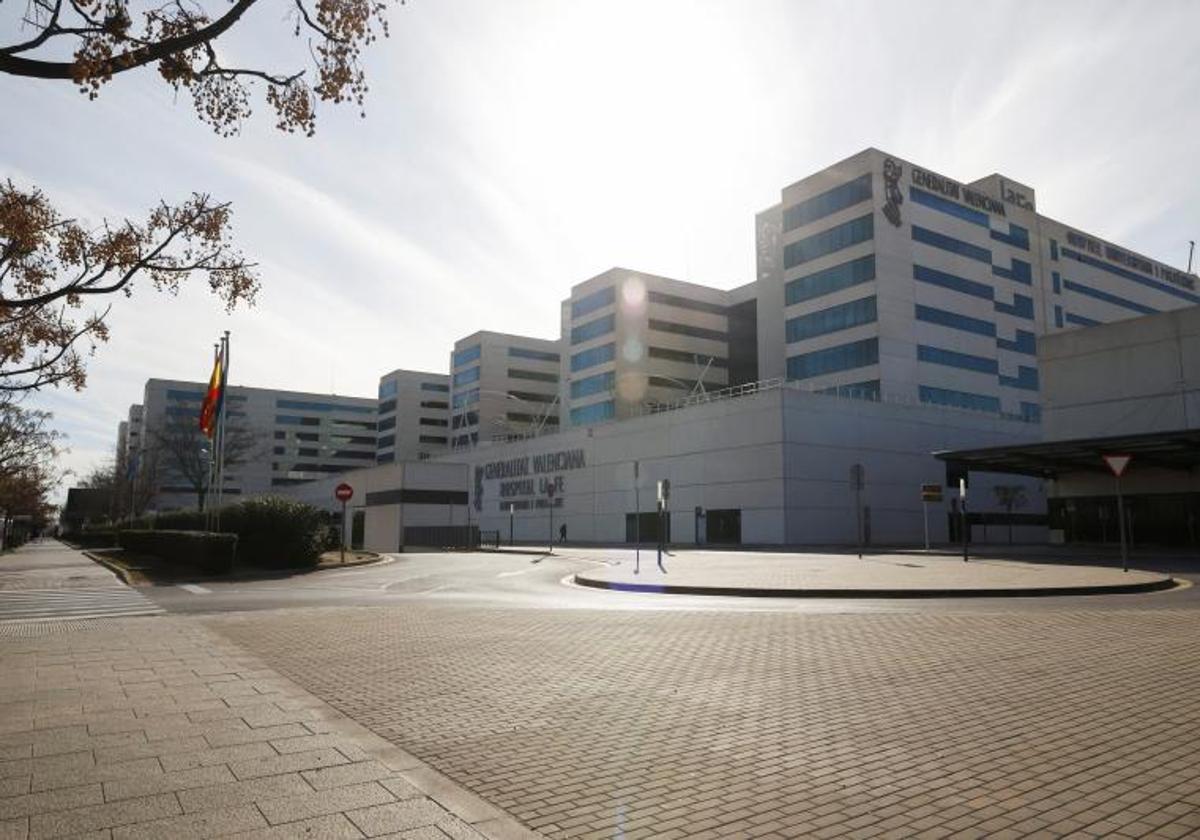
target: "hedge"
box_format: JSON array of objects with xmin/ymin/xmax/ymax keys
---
[
  {"xmin": 118, "ymin": 530, "xmax": 237, "ymax": 575},
  {"xmin": 124, "ymin": 496, "xmax": 331, "ymax": 570},
  {"xmin": 71, "ymin": 530, "xmax": 120, "ymax": 549}
]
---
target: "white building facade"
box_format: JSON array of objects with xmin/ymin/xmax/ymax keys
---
[
  {"xmin": 450, "ymin": 331, "xmax": 562, "ymax": 449},
  {"xmin": 755, "ymin": 148, "xmax": 1200, "ymax": 422},
  {"xmin": 375, "ymin": 369, "xmax": 450, "ymax": 464}
]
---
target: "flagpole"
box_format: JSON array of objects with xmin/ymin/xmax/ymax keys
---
[
  {"xmin": 215, "ymin": 332, "xmax": 230, "ymax": 531},
  {"xmin": 205, "ymin": 342, "xmax": 219, "ymax": 531}
]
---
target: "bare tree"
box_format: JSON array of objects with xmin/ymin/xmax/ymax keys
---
[
  {"xmin": 0, "ymin": 183, "xmax": 259, "ymax": 392},
  {"xmin": 0, "ymin": 0, "xmax": 394, "ymax": 137},
  {"xmin": 147, "ymin": 415, "xmax": 260, "ymax": 510},
  {"xmin": 992, "ymin": 484, "xmax": 1028, "ymax": 545}
]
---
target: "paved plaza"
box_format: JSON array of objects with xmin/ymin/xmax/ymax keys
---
[{"xmin": 2, "ymin": 541, "xmax": 1199, "ymax": 839}]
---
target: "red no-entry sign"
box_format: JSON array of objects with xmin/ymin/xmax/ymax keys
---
[{"xmin": 334, "ymin": 483, "xmax": 354, "ymax": 502}]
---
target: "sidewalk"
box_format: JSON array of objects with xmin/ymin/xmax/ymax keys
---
[
  {"xmin": 572, "ymin": 549, "xmax": 1178, "ymax": 598},
  {"xmin": 0, "ymin": 542, "xmax": 539, "ymax": 840}
]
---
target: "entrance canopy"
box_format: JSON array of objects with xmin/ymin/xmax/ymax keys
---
[{"xmin": 934, "ymin": 428, "xmax": 1200, "ymax": 479}]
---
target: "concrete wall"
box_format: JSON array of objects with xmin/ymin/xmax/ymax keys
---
[{"xmin": 1040, "ymin": 305, "xmax": 1200, "ymax": 440}]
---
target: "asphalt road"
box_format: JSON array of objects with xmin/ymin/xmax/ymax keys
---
[{"xmin": 139, "ymin": 546, "xmax": 1200, "ymax": 616}]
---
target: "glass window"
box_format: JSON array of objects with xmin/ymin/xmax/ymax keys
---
[
  {"xmin": 647, "ymin": 291, "xmax": 728, "ymax": 316},
  {"xmin": 378, "ymin": 399, "xmax": 396, "ymax": 414},
  {"xmin": 915, "ymin": 304, "xmax": 995, "ymax": 337},
  {"xmin": 918, "ymin": 385, "xmax": 1001, "ymax": 413},
  {"xmin": 571, "ymin": 370, "xmax": 615, "ymax": 400},
  {"xmin": 571, "ymin": 286, "xmax": 615, "ymax": 319},
  {"xmin": 1061, "ymin": 278, "xmax": 1162, "ymax": 315},
  {"xmin": 786, "ymin": 255, "xmax": 875, "ymax": 305},
  {"xmin": 909, "ymin": 186, "xmax": 987, "ymax": 227},
  {"xmin": 453, "ymin": 344, "xmax": 481, "ymax": 367},
  {"xmin": 377, "ymin": 452, "xmax": 395, "ymax": 464},
  {"xmin": 999, "ymin": 366, "xmax": 1040, "ymax": 391},
  {"xmin": 1064, "ymin": 312, "xmax": 1099, "ymax": 327},
  {"xmin": 648, "ymin": 319, "xmax": 728, "ymax": 342},
  {"xmin": 571, "ymin": 313, "xmax": 616, "ymax": 345},
  {"xmin": 421, "ymin": 382, "xmax": 450, "ymax": 392},
  {"xmin": 815, "ymin": 379, "xmax": 881, "ymax": 401},
  {"xmin": 1052, "ymin": 271, "xmax": 1061, "ymax": 294},
  {"xmin": 1020, "ymin": 402, "xmax": 1042, "ymax": 423},
  {"xmin": 452, "ymin": 411, "xmax": 479, "ymax": 429},
  {"xmin": 913, "ymin": 264, "xmax": 993, "ymax": 300},
  {"xmin": 570, "ymin": 400, "xmax": 615, "ymax": 426},
  {"xmin": 275, "ymin": 415, "xmax": 321, "ymax": 426},
  {"xmin": 166, "ymin": 389, "xmax": 206, "ymax": 401},
  {"xmin": 786, "ymin": 296, "xmax": 877, "ymax": 343},
  {"xmin": 419, "ymin": 417, "xmax": 448, "ymax": 427},
  {"xmin": 452, "ymin": 366, "xmax": 480, "ymax": 387},
  {"xmin": 275, "ymin": 399, "xmax": 374, "ymax": 414},
  {"xmin": 912, "ymin": 225, "xmax": 991, "ymax": 263},
  {"xmin": 783, "ymin": 214, "xmax": 873, "ymax": 270},
  {"xmin": 997, "ymin": 330, "xmax": 1036, "ymax": 355},
  {"xmin": 1054, "ymin": 305, "xmax": 1064, "ymax": 328},
  {"xmin": 378, "ymin": 416, "xmax": 396, "ymax": 431},
  {"xmin": 570, "ymin": 342, "xmax": 615, "ymax": 372},
  {"xmin": 508, "ymin": 390, "xmax": 556, "ymax": 404},
  {"xmin": 420, "ymin": 399, "xmax": 448, "ymax": 409},
  {"xmin": 647, "ymin": 347, "xmax": 728, "ymax": 367},
  {"xmin": 786, "ymin": 338, "xmax": 878, "ymax": 381},
  {"xmin": 419, "ymin": 435, "xmax": 448, "ymax": 445},
  {"xmin": 508, "ymin": 368, "xmax": 559, "ymax": 383},
  {"xmin": 452, "ymin": 388, "xmax": 479, "ymax": 409},
  {"xmin": 1062, "ymin": 250, "xmax": 1199, "ymax": 304},
  {"xmin": 378, "ymin": 379, "xmax": 398, "ymax": 398},
  {"xmin": 990, "ymin": 223, "xmax": 1030, "ymax": 250},
  {"xmin": 1050, "ymin": 238, "xmax": 1059, "ymax": 261},
  {"xmin": 993, "ymin": 293, "xmax": 1035, "ymax": 320},
  {"xmin": 917, "ymin": 345, "xmax": 998, "ymax": 375},
  {"xmin": 508, "ymin": 347, "xmax": 561, "ymax": 362},
  {"xmin": 783, "ymin": 174, "xmax": 872, "ymax": 232},
  {"xmin": 992, "ymin": 259, "xmax": 1032, "ymax": 285}
]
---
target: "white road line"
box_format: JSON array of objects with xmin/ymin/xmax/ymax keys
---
[
  {"xmin": 496, "ymin": 568, "xmax": 534, "ymax": 578},
  {"xmin": 0, "ymin": 587, "xmax": 163, "ymax": 622},
  {"xmin": 177, "ymin": 584, "xmax": 212, "ymax": 594}
]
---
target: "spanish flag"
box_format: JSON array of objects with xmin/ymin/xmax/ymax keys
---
[{"xmin": 199, "ymin": 346, "xmax": 224, "ymax": 438}]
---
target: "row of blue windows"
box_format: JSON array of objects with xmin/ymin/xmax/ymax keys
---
[
  {"xmin": 378, "ymin": 434, "xmax": 395, "ymax": 449},
  {"xmin": 997, "ymin": 330, "xmax": 1036, "ymax": 355},
  {"xmin": 570, "ymin": 400, "xmax": 615, "ymax": 426},
  {"xmin": 909, "ymin": 187, "xmax": 1030, "ymax": 249},
  {"xmin": 570, "ymin": 370, "xmax": 615, "ymax": 400},
  {"xmin": 1061, "ymin": 248, "xmax": 1200, "ymax": 304},
  {"xmin": 508, "ymin": 346, "xmax": 560, "ymax": 363},
  {"xmin": 571, "ymin": 342, "xmax": 615, "ymax": 372},
  {"xmin": 785, "ymin": 254, "xmax": 875, "ymax": 306},
  {"xmin": 786, "ymin": 338, "xmax": 879, "ymax": 381},
  {"xmin": 378, "ymin": 380, "xmax": 398, "ymax": 398},
  {"xmin": 1052, "ymin": 271, "xmax": 1061, "ymax": 294},
  {"xmin": 915, "ymin": 303, "xmax": 995, "ymax": 337},
  {"xmin": 571, "ymin": 313, "xmax": 615, "ymax": 345},
  {"xmin": 816, "ymin": 379, "xmax": 881, "ymax": 401},
  {"xmin": 912, "ymin": 264, "xmax": 1033, "ymax": 321},
  {"xmin": 783, "ymin": 174, "xmax": 873, "ymax": 232},
  {"xmin": 999, "ymin": 366, "xmax": 1039, "ymax": 391},
  {"xmin": 452, "ymin": 388, "xmax": 479, "ymax": 409},
  {"xmin": 275, "ymin": 399, "xmax": 374, "ymax": 414},
  {"xmin": 917, "ymin": 345, "xmax": 998, "ymax": 375},
  {"xmin": 421, "ymin": 381, "xmax": 449, "ymax": 392},
  {"xmin": 1062, "ymin": 278, "xmax": 1157, "ymax": 316},
  {"xmin": 918, "ymin": 385, "xmax": 1001, "ymax": 414},
  {"xmin": 452, "ymin": 366, "xmax": 480, "ymax": 388},
  {"xmin": 1065, "ymin": 312, "xmax": 1100, "ymax": 327},
  {"xmin": 782, "ymin": 214, "xmax": 873, "ymax": 270},
  {"xmin": 166, "ymin": 389, "xmax": 206, "ymax": 401},
  {"xmin": 912, "ymin": 225, "xmax": 991, "ymax": 264},
  {"xmin": 991, "ymin": 258, "xmax": 1032, "ymax": 285},
  {"xmin": 1020, "ymin": 402, "xmax": 1042, "ymax": 423},
  {"xmin": 990, "ymin": 224, "xmax": 1030, "ymax": 250},
  {"xmin": 453, "ymin": 344, "xmax": 481, "ymax": 367},
  {"xmin": 572, "ymin": 285, "xmax": 615, "ymax": 319},
  {"xmin": 785, "ymin": 296, "xmax": 877, "ymax": 344}
]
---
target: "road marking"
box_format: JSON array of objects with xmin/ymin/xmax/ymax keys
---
[
  {"xmin": 0, "ymin": 588, "xmax": 163, "ymax": 623},
  {"xmin": 178, "ymin": 584, "xmax": 211, "ymax": 594},
  {"xmin": 497, "ymin": 568, "xmax": 534, "ymax": 578}
]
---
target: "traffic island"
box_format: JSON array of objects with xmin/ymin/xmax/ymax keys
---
[{"xmin": 572, "ymin": 551, "xmax": 1178, "ymax": 598}]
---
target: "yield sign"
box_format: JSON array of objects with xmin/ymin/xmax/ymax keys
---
[{"xmin": 1102, "ymin": 454, "xmax": 1133, "ymax": 478}]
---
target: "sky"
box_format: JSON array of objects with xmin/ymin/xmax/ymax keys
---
[{"xmin": 3, "ymin": 0, "xmax": 1199, "ymax": 499}]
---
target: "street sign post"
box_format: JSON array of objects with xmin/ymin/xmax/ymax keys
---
[
  {"xmin": 509, "ymin": 502, "xmax": 515, "ymax": 547},
  {"xmin": 633, "ymin": 461, "xmax": 640, "ymax": 574},
  {"xmin": 850, "ymin": 464, "xmax": 865, "ymax": 558},
  {"xmin": 959, "ymin": 477, "xmax": 968, "ymax": 562},
  {"xmin": 334, "ymin": 483, "xmax": 353, "ymax": 563},
  {"xmin": 1103, "ymin": 454, "xmax": 1133, "ymax": 572},
  {"xmin": 920, "ymin": 483, "xmax": 942, "ymax": 551},
  {"xmin": 656, "ymin": 479, "xmax": 670, "ymax": 573},
  {"xmin": 547, "ymin": 483, "xmax": 556, "ymax": 554}
]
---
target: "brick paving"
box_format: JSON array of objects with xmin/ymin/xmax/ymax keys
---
[
  {"xmin": 0, "ymin": 613, "xmax": 534, "ymax": 839},
  {"xmin": 209, "ymin": 604, "xmax": 1200, "ymax": 839}
]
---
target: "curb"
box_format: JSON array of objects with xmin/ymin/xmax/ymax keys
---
[
  {"xmin": 572, "ymin": 573, "xmax": 1179, "ymax": 599},
  {"xmin": 83, "ymin": 550, "xmax": 137, "ymax": 586}
]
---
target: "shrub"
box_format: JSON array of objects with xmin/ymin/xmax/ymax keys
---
[
  {"xmin": 118, "ymin": 530, "xmax": 237, "ymax": 575},
  {"xmin": 72, "ymin": 529, "xmax": 120, "ymax": 549}
]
